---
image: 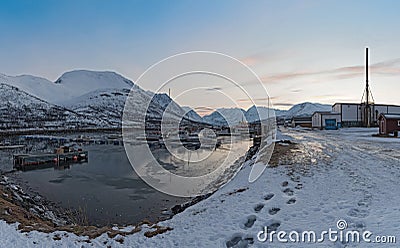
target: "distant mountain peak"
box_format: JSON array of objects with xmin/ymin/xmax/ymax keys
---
[
  {"xmin": 201, "ymin": 102, "xmax": 332, "ymax": 125},
  {"xmin": 55, "ymin": 70, "xmax": 134, "ymax": 87},
  {"xmin": 0, "ymin": 70, "xmax": 135, "ymax": 104},
  {"xmin": 285, "ymin": 102, "xmax": 331, "ymax": 117}
]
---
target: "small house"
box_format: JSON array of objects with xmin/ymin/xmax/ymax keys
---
[
  {"xmin": 378, "ymin": 113, "xmax": 400, "ymax": 136},
  {"xmin": 312, "ymin": 112, "xmax": 341, "ymax": 130},
  {"xmin": 291, "ymin": 116, "xmax": 312, "ymax": 128}
]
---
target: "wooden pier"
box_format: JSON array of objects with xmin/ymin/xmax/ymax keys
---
[{"xmin": 13, "ymin": 151, "xmax": 88, "ymax": 170}]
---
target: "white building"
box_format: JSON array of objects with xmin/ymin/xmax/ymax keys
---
[
  {"xmin": 312, "ymin": 112, "xmax": 341, "ymax": 130},
  {"xmin": 332, "ymin": 103, "xmax": 400, "ymax": 127}
]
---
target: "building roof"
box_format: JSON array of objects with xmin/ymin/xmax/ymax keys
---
[
  {"xmin": 332, "ymin": 102, "xmax": 360, "ymax": 107},
  {"xmin": 333, "ymin": 102, "xmax": 400, "ymax": 108},
  {"xmin": 378, "ymin": 113, "xmax": 400, "ymax": 120},
  {"xmin": 291, "ymin": 116, "xmax": 312, "ymax": 121},
  {"xmin": 312, "ymin": 111, "xmax": 340, "ymax": 116}
]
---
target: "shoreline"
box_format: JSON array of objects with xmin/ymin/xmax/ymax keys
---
[{"xmin": 0, "ymin": 127, "xmax": 122, "ymax": 137}]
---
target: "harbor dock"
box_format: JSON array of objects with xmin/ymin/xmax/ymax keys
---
[{"xmin": 13, "ymin": 151, "xmax": 88, "ymax": 170}]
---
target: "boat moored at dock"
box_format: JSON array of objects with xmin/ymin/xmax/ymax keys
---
[{"xmin": 13, "ymin": 145, "xmax": 88, "ymax": 170}]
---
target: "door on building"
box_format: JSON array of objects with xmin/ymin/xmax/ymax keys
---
[{"xmin": 325, "ymin": 119, "xmax": 337, "ymax": 130}]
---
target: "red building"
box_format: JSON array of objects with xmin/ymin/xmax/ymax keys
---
[{"xmin": 378, "ymin": 113, "xmax": 400, "ymax": 136}]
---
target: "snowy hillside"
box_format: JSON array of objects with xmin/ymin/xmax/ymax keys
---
[
  {"xmin": 0, "ymin": 70, "xmax": 134, "ymax": 104},
  {"xmin": 0, "ymin": 73, "xmax": 59, "ymax": 103},
  {"xmin": 150, "ymin": 94, "xmax": 185, "ymax": 116},
  {"xmin": 202, "ymin": 102, "xmax": 332, "ymax": 126},
  {"xmin": 0, "ymin": 70, "xmax": 206, "ymax": 128},
  {"xmin": 148, "ymin": 94, "xmax": 205, "ymax": 122},
  {"xmin": 204, "ymin": 106, "xmax": 279, "ymax": 125},
  {"xmin": 285, "ymin": 102, "xmax": 331, "ymax": 117},
  {"xmin": 245, "ymin": 106, "xmax": 285, "ymax": 122},
  {"xmin": 64, "ymin": 89, "xmax": 195, "ymax": 128},
  {"xmin": 182, "ymin": 107, "xmax": 203, "ymax": 122},
  {"xmin": 1, "ymin": 70, "xmax": 332, "ymax": 129},
  {"xmin": 0, "ymin": 83, "xmax": 102, "ymax": 130},
  {"xmin": 54, "ymin": 70, "xmax": 134, "ymax": 103},
  {"xmin": 63, "ymin": 88, "xmax": 132, "ymax": 128},
  {"xmin": 203, "ymin": 108, "xmax": 247, "ymax": 126}
]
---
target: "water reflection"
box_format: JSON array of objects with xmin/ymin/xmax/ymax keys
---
[{"xmin": 10, "ymin": 133, "xmax": 249, "ymax": 226}]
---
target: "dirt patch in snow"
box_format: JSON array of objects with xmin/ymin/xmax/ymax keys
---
[{"xmin": 268, "ymin": 141, "xmax": 298, "ymax": 166}]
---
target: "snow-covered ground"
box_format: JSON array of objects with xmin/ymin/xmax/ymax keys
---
[{"xmin": 0, "ymin": 128, "xmax": 399, "ymax": 247}]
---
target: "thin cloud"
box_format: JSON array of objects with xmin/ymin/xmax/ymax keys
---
[
  {"xmin": 193, "ymin": 106, "xmax": 216, "ymax": 116},
  {"xmin": 194, "ymin": 106, "xmax": 215, "ymax": 112},
  {"xmin": 205, "ymin": 87, "xmax": 223, "ymax": 91},
  {"xmin": 240, "ymin": 49, "xmax": 296, "ymax": 66},
  {"xmin": 273, "ymin": 102, "xmax": 294, "ymax": 107},
  {"xmin": 260, "ymin": 58, "xmax": 400, "ymax": 83},
  {"xmin": 237, "ymin": 97, "xmax": 271, "ymax": 103}
]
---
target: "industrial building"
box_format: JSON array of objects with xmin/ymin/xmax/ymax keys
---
[
  {"xmin": 331, "ymin": 48, "xmax": 400, "ymax": 128},
  {"xmin": 378, "ymin": 113, "xmax": 400, "ymax": 136},
  {"xmin": 332, "ymin": 103, "xmax": 400, "ymax": 127},
  {"xmin": 312, "ymin": 111, "xmax": 341, "ymax": 130}
]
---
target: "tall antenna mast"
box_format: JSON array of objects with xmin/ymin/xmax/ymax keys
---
[
  {"xmin": 366, "ymin": 47, "xmax": 369, "ymax": 106},
  {"xmin": 365, "ymin": 47, "xmax": 371, "ymax": 127}
]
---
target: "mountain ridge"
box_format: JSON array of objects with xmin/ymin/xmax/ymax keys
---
[{"xmin": 1, "ymin": 71, "xmax": 333, "ymax": 129}]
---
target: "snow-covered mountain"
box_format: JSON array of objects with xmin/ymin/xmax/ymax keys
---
[
  {"xmin": 54, "ymin": 70, "xmax": 134, "ymax": 103},
  {"xmin": 0, "ymin": 70, "xmax": 333, "ymax": 130},
  {"xmin": 62, "ymin": 88, "xmax": 132, "ymax": 128},
  {"xmin": 202, "ymin": 102, "xmax": 332, "ymax": 126},
  {"xmin": 181, "ymin": 107, "xmax": 203, "ymax": 122},
  {"xmin": 60, "ymin": 88, "xmax": 205, "ymax": 128},
  {"xmin": 147, "ymin": 94, "xmax": 205, "ymax": 122},
  {"xmin": 0, "ymin": 83, "xmax": 105, "ymax": 130},
  {"xmin": 285, "ymin": 102, "xmax": 331, "ymax": 117},
  {"xmin": 203, "ymin": 106, "xmax": 281, "ymax": 125},
  {"xmin": 0, "ymin": 73, "xmax": 58, "ymax": 103},
  {"xmin": 150, "ymin": 94, "xmax": 186, "ymax": 117},
  {"xmin": 0, "ymin": 70, "xmax": 134, "ymax": 104},
  {"xmin": 203, "ymin": 108, "xmax": 247, "ymax": 126},
  {"xmin": 0, "ymin": 71, "xmax": 193, "ymax": 130},
  {"xmin": 245, "ymin": 105, "xmax": 286, "ymax": 122}
]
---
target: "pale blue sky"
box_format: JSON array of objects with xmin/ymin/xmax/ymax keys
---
[{"xmin": 1, "ymin": 0, "xmax": 400, "ymax": 110}]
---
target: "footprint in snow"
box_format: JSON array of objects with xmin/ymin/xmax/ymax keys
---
[
  {"xmin": 283, "ymin": 188, "xmax": 294, "ymax": 196},
  {"xmin": 264, "ymin": 220, "xmax": 281, "ymax": 233},
  {"xmin": 263, "ymin": 193, "xmax": 274, "ymax": 201},
  {"xmin": 347, "ymin": 208, "xmax": 369, "ymax": 218},
  {"xmin": 286, "ymin": 198, "xmax": 296, "ymax": 204},
  {"xmin": 244, "ymin": 215, "xmax": 257, "ymax": 228},
  {"xmin": 226, "ymin": 234, "xmax": 253, "ymax": 248},
  {"xmin": 268, "ymin": 207, "xmax": 281, "ymax": 215},
  {"xmin": 295, "ymin": 183, "xmax": 303, "ymax": 190},
  {"xmin": 254, "ymin": 203, "xmax": 264, "ymax": 213}
]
